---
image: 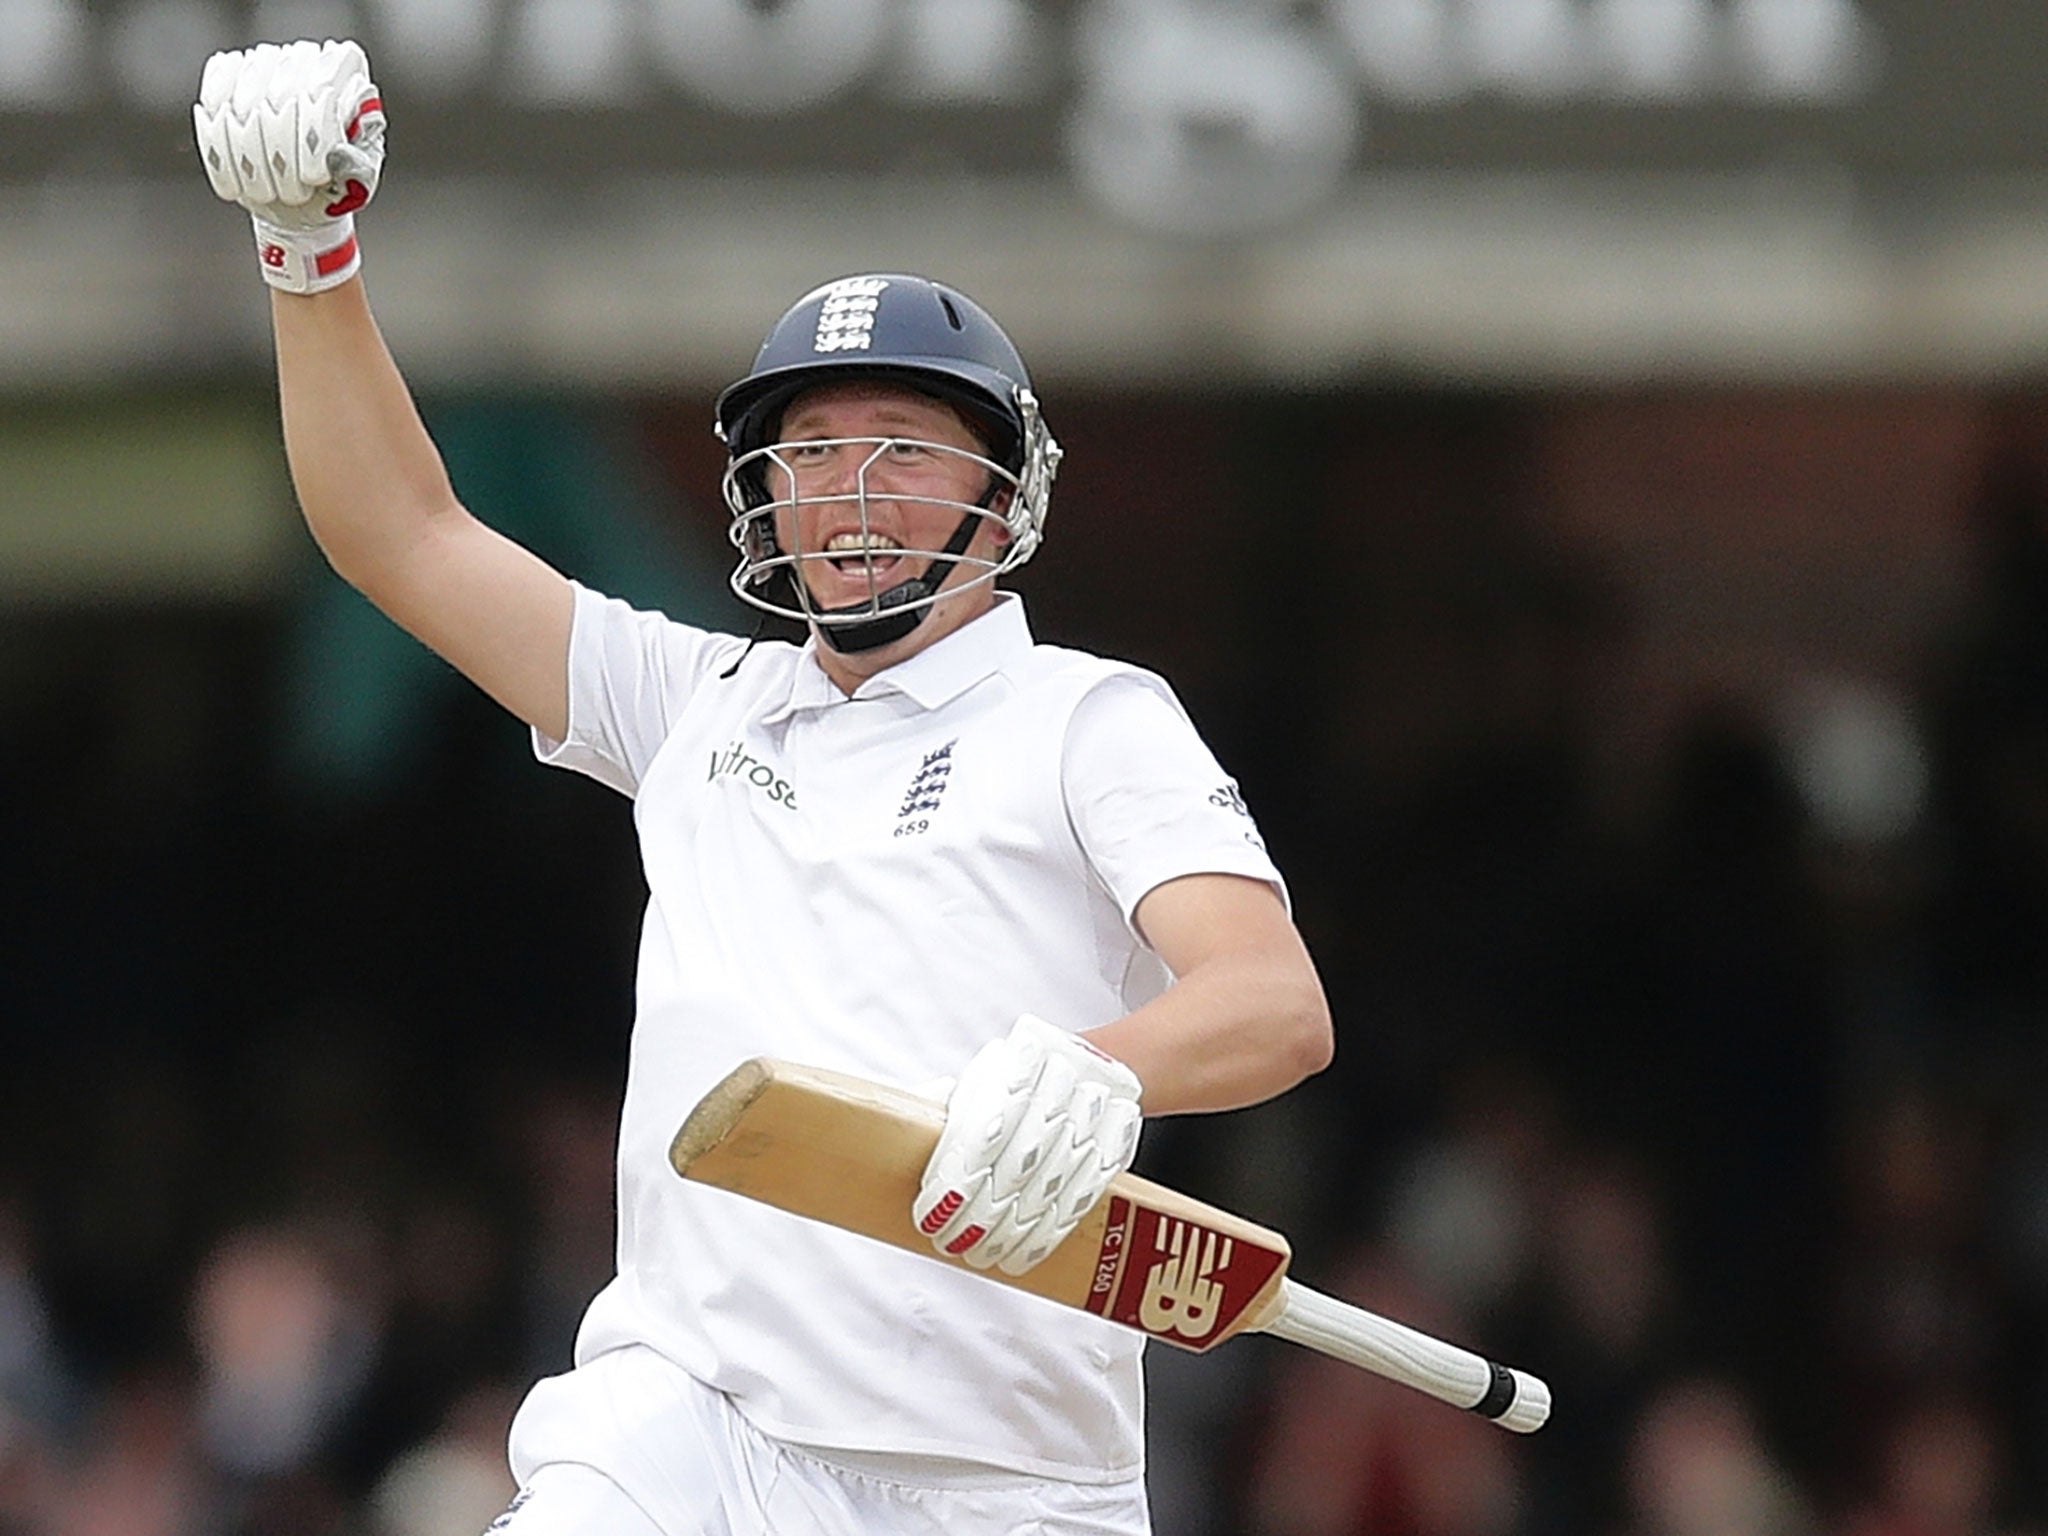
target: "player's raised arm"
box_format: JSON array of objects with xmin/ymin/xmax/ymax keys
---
[{"xmin": 194, "ymin": 40, "xmax": 574, "ymax": 741}]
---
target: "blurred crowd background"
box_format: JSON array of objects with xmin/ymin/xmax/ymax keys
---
[{"xmin": 5, "ymin": 2, "xmax": 2048, "ymax": 1534}]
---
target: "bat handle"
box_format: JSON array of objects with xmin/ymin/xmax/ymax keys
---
[{"xmin": 1262, "ymin": 1279, "xmax": 1552, "ymax": 1433}]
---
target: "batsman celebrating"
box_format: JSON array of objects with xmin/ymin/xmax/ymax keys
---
[{"xmin": 196, "ymin": 40, "xmax": 1332, "ymax": 1535}]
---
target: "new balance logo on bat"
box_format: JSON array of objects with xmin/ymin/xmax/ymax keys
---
[
  {"xmin": 1139, "ymin": 1218, "xmax": 1233, "ymax": 1341},
  {"xmin": 1086, "ymin": 1198, "xmax": 1285, "ymax": 1348}
]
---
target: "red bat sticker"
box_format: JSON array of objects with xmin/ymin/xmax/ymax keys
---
[{"xmin": 1084, "ymin": 1196, "xmax": 1286, "ymax": 1349}]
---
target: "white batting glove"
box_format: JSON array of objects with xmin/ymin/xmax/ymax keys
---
[
  {"xmin": 915, "ymin": 1015, "xmax": 1144, "ymax": 1276},
  {"xmin": 194, "ymin": 39, "xmax": 386, "ymax": 294}
]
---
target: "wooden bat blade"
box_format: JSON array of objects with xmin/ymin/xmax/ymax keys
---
[{"xmin": 670, "ymin": 1058, "xmax": 1551, "ymax": 1431}]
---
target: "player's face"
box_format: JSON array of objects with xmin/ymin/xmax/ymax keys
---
[{"xmin": 768, "ymin": 382, "xmax": 1011, "ymax": 616}]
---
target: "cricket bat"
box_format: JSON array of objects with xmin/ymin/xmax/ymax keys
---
[{"xmin": 669, "ymin": 1057, "xmax": 1551, "ymax": 1433}]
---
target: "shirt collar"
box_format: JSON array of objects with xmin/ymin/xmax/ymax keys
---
[{"xmin": 765, "ymin": 594, "xmax": 1033, "ymax": 723}]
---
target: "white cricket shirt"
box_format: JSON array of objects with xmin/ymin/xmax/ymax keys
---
[{"xmin": 534, "ymin": 584, "xmax": 1284, "ymax": 1481}]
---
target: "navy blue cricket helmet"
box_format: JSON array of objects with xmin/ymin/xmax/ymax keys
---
[{"xmin": 714, "ymin": 274, "xmax": 1061, "ymax": 651}]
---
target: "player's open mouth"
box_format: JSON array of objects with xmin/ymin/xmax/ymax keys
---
[{"xmin": 822, "ymin": 531, "xmax": 905, "ymax": 576}]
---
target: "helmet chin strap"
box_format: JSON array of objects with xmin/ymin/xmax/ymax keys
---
[
  {"xmin": 812, "ymin": 507, "xmax": 983, "ymax": 654},
  {"xmin": 810, "ymin": 471, "xmax": 1007, "ymax": 655}
]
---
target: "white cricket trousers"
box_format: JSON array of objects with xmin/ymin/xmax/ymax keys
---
[{"xmin": 492, "ymin": 1344, "xmax": 1151, "ymax": 1536}]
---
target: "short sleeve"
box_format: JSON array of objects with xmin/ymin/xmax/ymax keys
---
[
  {"xmin": 1060, "ymin": 671, "xmax": 1286, "ymax": 928},
  {"xmin": 531, "ymin": 582, "xmax": 749, "ymax": 797}
]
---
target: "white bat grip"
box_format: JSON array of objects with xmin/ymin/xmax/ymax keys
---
[{"xmin": 1262, "ymin": 1279, "xmax": 1552, "ymax": 1433}]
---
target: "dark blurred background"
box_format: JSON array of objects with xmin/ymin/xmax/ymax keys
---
[{"xmin": 4, "ymin": 3, "xmax": 2048, "ymax": 1534}]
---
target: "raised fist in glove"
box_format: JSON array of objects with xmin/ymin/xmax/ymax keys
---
[
  {"xmin": 194, "ymin": 39, "xmax": 386, "ymax": 293},
  {"xmin": 915, "ymin": 1015, "xmax": 1144, "ymax": 1276}
]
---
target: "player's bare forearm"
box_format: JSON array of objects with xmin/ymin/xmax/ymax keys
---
[
  {"xmin": 1086, "ymin": 872, "xmax": 1333, "ymax": 1116},
  {"xmin": 272, "ymin": 279, "xmax": 575, "ymax": 740},
  {"xmin": 1086, "ymin": 946, "xmax": 1329, "ymax": 1114},
  {"xmin": 273, "ymin": 278, "xmax": 457, "ymax": 580}
]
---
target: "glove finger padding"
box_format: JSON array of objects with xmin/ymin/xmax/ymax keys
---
[
  {"xmin": 911, "ymin": 1037, "xmax": 1034, "ymax": 1255},
  {"xmin": 244, "ymin": 89, "xmax": 301, "ymax": 205},
  {"xmin": 914, "ymin": 1015, "xmax": 1143, "ymax": 1275}
]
